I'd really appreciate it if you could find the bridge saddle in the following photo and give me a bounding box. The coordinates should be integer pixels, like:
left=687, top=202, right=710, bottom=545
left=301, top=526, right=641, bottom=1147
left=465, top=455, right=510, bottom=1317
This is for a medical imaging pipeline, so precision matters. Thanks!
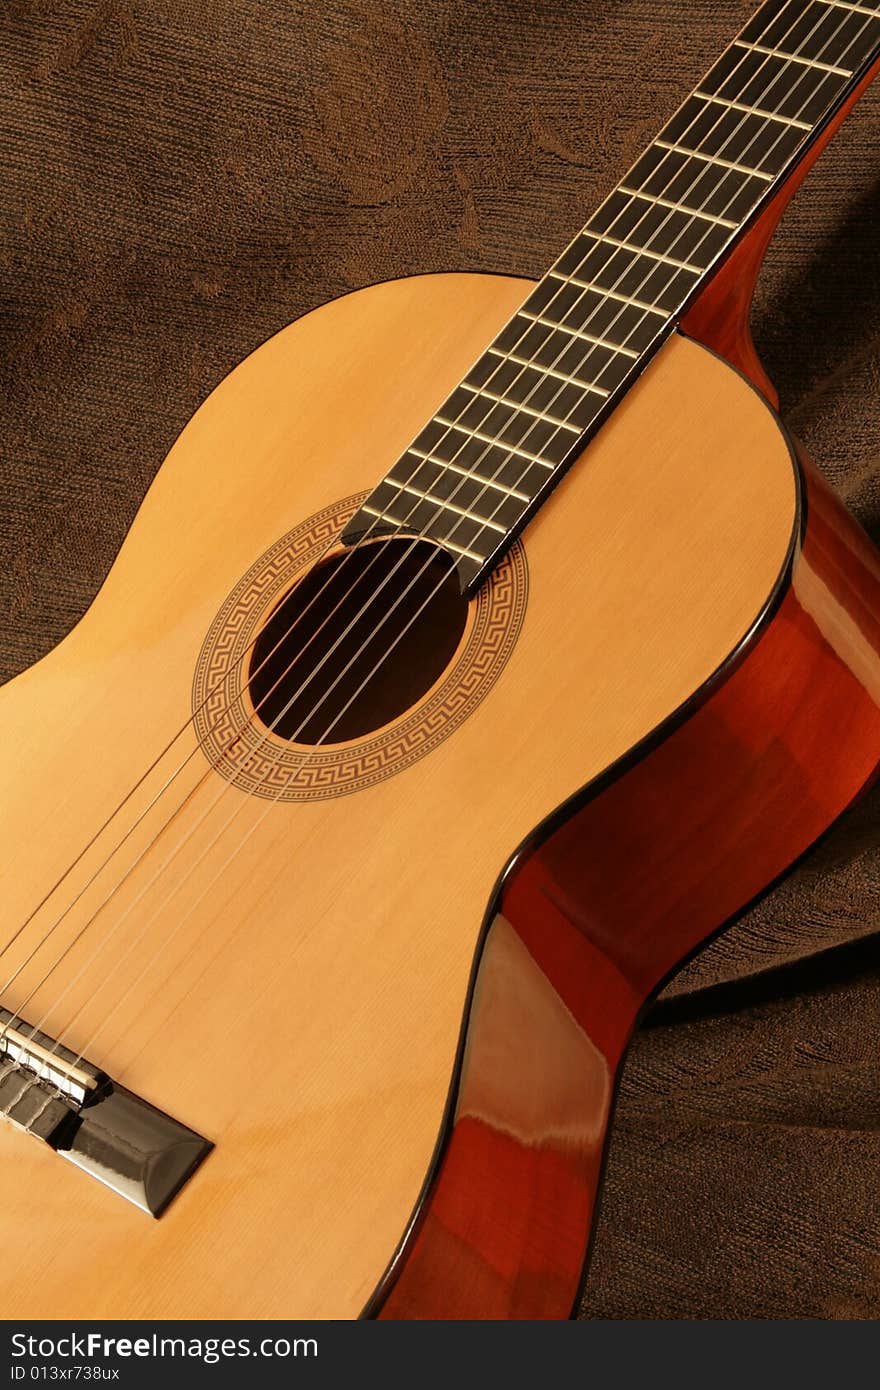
left=0, top=1007, right=212, bottom=1217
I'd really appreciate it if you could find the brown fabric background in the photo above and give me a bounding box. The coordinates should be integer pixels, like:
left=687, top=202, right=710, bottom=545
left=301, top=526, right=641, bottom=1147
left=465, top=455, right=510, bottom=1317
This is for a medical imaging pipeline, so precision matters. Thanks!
left=1, top=0, right=878, bottom=1318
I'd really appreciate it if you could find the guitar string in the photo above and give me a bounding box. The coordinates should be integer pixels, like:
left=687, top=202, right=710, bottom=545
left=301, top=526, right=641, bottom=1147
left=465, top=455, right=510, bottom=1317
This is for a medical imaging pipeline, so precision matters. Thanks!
left=1, top=0, right=863, bottom=1109
left=1, top=0, right=829, bottom=992
left=0, top=0, right=867, bottom=1106
left=38, top=0, right=874, bottom=1097
left=0, top=0, right=809, bottom=987
left=0, top=0, right=838, bottom=993
left=5, top=0, right=867, bottom=1117
left=0, top=0, right=801, bottom=1028
left=9, top=7, right=874, bottom=1134
left=2, top=0, right=871, bottom=1117
left=0, top=513, right=395, bottom=963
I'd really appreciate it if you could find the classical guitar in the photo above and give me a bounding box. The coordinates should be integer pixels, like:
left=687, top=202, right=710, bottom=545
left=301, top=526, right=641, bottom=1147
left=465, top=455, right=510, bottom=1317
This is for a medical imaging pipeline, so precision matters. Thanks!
left=2, top=0, right=879, bottom=1321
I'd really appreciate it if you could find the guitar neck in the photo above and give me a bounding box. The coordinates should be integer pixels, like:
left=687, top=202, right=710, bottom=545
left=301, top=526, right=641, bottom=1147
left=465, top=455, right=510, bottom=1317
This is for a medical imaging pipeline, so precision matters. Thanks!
left=344, top=0, right=880, bottom=591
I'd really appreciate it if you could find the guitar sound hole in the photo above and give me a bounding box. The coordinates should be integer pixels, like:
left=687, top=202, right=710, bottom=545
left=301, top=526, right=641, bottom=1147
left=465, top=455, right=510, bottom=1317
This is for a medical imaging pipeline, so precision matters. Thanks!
left=248, top=539, right=468, bottom=745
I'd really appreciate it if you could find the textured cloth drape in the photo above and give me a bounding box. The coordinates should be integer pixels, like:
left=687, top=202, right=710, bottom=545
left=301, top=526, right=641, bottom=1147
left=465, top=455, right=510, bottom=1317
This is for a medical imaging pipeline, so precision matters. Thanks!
left=1, top=0, right=877, bottom=1318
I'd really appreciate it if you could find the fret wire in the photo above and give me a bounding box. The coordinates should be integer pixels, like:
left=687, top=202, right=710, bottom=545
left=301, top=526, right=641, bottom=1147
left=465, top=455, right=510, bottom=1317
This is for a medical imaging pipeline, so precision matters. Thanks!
left=518, top=309, right=642, bottom=357
left=546, top=271, right=668, bottom=317
left=480, top=5, right=863, bottom=543
left=458, top=380, right=582, bottom=435
left=347, top=0, right=872, bottom=589
left=514, top=309, right=645, bottom=361
left=617, top=185, right=739, bottom=228
left=732, top=38, right=854, bottom=78
left=406, top=446, right=531, bottom=501
left=359, top=503, right=486, bottom=563
left=380, top=478, right=509, bottom=533
left=417, top=7, right=847, bottom=541
left=694, top=88, right=814, bottom=130
left=816, top=0, right=880, bottom=17
left=433, top=416, right=558, bottom=469
left=485, top=346, right=611, bottom=397
left=582, top=229, right=705, bottom=274
left=481, top=0, right=858, bottom=520
left=653, top=137, right=775, bottom=180
left=4, top=0, right=874, bottom=1081
left=378, top=0, right=873, bottom=639
left=437, top=17, right=826, bottom=530
left=403, top=0, right=869, bottom=582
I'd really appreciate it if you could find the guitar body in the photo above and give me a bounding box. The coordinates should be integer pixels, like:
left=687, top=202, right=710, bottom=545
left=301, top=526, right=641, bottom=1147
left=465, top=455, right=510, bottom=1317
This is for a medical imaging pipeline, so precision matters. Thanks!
left=1, top=268, right=878, bottom=1320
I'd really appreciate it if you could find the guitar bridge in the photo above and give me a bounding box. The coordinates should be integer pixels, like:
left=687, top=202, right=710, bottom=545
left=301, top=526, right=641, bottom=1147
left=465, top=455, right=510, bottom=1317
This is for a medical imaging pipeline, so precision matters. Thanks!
left=0, top=1007, right=212, bottom=1217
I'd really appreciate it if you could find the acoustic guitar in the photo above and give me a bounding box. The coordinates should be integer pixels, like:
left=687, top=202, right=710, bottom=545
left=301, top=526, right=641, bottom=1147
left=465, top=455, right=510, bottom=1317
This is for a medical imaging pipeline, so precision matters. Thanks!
left=2, top=0, right=879, bottom=1321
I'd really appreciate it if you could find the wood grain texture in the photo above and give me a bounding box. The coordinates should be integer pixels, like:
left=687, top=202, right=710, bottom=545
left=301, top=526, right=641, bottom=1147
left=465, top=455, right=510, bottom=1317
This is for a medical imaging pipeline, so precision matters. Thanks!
left=0, top=271, right=796, bottom=1318
left=377, top=454, right=880, bottom=1319
left=1, top=0, right=878, bottom=1321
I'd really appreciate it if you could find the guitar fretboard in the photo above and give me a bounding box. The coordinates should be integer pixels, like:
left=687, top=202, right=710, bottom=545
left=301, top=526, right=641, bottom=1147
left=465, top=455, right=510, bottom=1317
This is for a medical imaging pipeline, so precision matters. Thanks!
left=344, top=0, right=880, bottom=589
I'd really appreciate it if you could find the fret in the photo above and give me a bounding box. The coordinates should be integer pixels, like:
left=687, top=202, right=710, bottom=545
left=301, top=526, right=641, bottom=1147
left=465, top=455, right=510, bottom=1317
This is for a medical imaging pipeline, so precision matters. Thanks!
left=424, top=532, right=486, bottom=565
left=523, top=272, right=663, bottom=353
left=732, top=39, right=853, bottom=78
left=554, top=233, right=699, bottom=314
left=517, top=308, right=641, bottom=359
left=626, top=143, right=767, bottom=224
left=469, top=348, right=609, bottom=427
left=484, top=346, right=610, bottom=400
left=701, top=44, right=844, bottom=128
left=580, top=229, right=704, bottom=275
left=433, top=415, right=558, bottom=469
left=359, top=501, right=488, bottom=565
left=417, top=411, right=550, bottom=472
left=587, top=189, right=731, bottom=269
left=817, top=0, right=880, bottom=17
left=694, top=88, right=813, bottom=130
left=372, top=477, right=509, bottom=534
left=431, top=531, right=494, bottom=574
left=546, top=271, right=668, bottom=317
left=743, top=2, right=879, bottom=69
left=401, top=448, right=531, bottom=503
left=458, top=380, right=582, bottom=434
left=618, top=185, right=739, bottom=229
left=414, top=415, right=567, bottom=482
left=653, top=138, right=775, bottom=182
left=440, top=381, right=573, bottom=457
left=662, top=96, right=805, bottom=176
left=342, top=0, right=880, bottom=592
left=494, top=312, right=633, bottom=392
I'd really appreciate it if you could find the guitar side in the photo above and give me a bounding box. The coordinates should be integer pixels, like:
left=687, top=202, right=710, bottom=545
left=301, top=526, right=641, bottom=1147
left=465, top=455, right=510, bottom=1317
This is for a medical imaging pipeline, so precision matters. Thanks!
left=371, top=85, right=880, bottom=1310
left=0, top=271, right=875, bottom=1320
left=373, top=448, right=880, bottom=1319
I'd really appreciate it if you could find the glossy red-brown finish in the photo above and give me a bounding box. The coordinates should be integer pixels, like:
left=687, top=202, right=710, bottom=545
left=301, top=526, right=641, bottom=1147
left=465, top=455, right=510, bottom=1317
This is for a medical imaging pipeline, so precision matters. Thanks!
left=376, top=457, right=880, bottom=1319
left=374, top=55, right=880, bottom=1324
left=681, top=56, right=880, bottom=403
